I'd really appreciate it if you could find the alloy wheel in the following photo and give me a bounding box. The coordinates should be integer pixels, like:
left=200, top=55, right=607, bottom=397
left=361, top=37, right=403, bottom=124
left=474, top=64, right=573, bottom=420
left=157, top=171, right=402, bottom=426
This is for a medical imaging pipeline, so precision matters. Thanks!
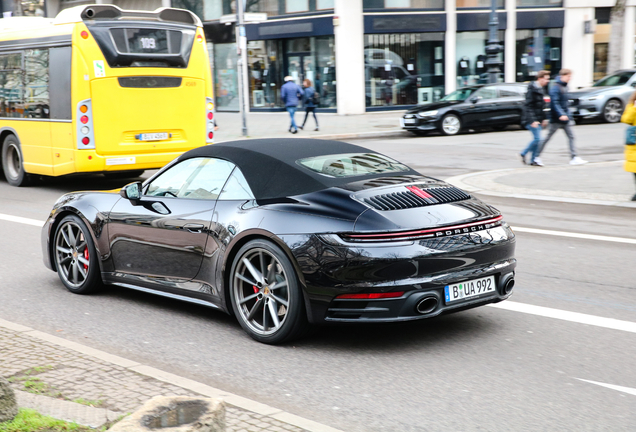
left=233, top=248, right=290, bottom=336
left=604, top=100, right=622, bottom=123
left=442, top=115, right=461, bottom=135
left=55, top=221, right=90, bottom=288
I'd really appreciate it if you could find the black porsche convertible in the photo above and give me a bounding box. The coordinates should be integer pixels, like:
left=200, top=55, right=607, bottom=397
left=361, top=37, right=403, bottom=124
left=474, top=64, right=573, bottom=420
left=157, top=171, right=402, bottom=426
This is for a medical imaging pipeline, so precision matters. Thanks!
left=42, top=139, right=516, bottom=344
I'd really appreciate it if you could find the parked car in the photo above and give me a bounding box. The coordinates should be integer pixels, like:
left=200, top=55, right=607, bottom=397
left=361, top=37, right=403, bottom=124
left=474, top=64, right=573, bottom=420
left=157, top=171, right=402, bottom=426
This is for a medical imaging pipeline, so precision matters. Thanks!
left=400, top=83, right=527, bottom=136
left=569, top=69, right=636, bottom=123
left=41, top=139, right=517, bottom=344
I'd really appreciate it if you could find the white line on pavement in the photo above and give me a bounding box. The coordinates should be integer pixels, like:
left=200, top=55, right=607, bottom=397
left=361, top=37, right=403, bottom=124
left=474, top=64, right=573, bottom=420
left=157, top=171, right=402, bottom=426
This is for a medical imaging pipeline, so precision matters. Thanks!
left=575, top=379, right=636, bottom=397
left=488, top=301, right=636, bottom=334
left=511, top=226, right=636, bottom=245
left=0, top=213, right=43, bottom=227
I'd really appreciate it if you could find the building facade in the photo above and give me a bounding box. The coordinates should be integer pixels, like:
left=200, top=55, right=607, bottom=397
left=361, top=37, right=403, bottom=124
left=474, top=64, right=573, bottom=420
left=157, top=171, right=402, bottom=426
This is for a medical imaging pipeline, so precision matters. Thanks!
left=8, top=0, right=636, bottom=114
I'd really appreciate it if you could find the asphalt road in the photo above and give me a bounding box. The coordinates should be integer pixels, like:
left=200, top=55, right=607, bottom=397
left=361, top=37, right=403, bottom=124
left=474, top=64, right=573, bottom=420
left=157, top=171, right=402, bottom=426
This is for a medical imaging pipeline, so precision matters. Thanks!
left=1, top=122, right=634, bottom=431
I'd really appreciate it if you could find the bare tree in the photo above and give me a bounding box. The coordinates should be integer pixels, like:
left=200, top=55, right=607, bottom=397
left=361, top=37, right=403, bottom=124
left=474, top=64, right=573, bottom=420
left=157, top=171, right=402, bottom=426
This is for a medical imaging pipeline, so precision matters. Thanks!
left=607, top=0, right=628, bottom=75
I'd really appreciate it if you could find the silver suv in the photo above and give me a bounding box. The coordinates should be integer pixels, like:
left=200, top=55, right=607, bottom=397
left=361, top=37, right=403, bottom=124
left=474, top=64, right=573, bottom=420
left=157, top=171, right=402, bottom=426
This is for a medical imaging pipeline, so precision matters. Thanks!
left=569, top=70, right=636, bottom=123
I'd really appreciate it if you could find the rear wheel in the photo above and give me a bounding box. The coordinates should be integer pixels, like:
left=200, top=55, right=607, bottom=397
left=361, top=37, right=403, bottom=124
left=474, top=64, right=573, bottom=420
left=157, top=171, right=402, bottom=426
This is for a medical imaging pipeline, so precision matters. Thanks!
left=2, top=134, right=30, bottom=186
left=602, top=99, right=622, bottom=123
left=440, top=114, right=462, bottom=136
left=230, top=239, right=308, bottom=344
left=53, top=215, right=102, bottom=294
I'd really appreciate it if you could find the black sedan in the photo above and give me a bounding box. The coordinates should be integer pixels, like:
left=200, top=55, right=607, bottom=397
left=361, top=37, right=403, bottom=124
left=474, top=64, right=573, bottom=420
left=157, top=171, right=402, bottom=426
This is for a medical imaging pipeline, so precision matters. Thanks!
left=42, top=139, right=516, bottom=344
left=401, top=83, right=528, bottom=136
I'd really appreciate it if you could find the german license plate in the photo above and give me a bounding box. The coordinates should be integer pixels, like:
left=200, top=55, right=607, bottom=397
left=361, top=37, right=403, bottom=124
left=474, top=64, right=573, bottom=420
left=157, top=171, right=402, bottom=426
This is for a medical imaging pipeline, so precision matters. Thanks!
left=444, top=275, right=496, bottom=304
left=139, top=132, right=168, bottom=141
left=404, top=118, right=416, bottom=124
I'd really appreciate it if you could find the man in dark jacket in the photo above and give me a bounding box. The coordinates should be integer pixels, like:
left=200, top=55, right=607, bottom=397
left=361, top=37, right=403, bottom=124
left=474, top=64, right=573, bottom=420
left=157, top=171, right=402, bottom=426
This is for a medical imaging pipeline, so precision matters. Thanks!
left=280, top=76, right=304, bottom=134
left=535, top=69, right=588, bottom=166
left=520, top=70, right=550, bottom=166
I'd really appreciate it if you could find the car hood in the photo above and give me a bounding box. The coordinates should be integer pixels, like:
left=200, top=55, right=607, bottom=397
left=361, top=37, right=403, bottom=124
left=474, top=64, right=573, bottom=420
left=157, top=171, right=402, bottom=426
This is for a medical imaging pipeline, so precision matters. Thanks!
left=407, top=101, right=461, bottom=114
left=569, top=86, right=621, bottom=98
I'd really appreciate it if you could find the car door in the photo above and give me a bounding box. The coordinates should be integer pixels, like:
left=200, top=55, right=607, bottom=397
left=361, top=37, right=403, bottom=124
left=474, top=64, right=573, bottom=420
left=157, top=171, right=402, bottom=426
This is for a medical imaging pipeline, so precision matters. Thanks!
left=107, top=157, right=236, bottom=289
left=462, top=86, right=498, bottom=127
left=496, top=85, right=526, bottom=124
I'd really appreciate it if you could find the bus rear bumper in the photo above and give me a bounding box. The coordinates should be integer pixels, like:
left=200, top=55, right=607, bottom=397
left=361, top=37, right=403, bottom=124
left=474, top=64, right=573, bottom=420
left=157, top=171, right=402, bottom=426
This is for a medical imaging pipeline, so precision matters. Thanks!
left=74, top=147, right=209, bottom=172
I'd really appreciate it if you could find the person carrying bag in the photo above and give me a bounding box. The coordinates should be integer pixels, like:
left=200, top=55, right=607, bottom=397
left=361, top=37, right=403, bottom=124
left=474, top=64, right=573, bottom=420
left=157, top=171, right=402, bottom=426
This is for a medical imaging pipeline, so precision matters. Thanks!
left=619, top=91, right=636, bottom=201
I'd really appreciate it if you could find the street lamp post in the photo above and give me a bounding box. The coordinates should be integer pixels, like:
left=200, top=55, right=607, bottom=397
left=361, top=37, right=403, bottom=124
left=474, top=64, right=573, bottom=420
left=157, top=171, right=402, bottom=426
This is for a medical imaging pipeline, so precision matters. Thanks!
left=236, top=0, right=248, bottom=137
left=485, top=0, right=503, bottom=84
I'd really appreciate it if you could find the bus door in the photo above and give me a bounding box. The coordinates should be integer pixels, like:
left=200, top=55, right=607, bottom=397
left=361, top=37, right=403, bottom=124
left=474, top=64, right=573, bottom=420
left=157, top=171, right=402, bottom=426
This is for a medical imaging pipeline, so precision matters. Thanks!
left=48, top=46, right=74, bottom=176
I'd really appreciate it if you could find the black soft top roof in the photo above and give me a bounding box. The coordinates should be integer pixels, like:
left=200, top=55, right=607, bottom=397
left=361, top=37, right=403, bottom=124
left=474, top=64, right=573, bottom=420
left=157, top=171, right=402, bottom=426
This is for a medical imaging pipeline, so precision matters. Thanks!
left=178, top=138, right=419, bottom=200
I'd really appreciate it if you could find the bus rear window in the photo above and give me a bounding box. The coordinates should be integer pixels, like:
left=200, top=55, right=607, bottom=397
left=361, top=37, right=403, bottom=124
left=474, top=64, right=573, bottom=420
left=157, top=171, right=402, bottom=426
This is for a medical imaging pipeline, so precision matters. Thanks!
left=110, top=28, right=182, bottom=55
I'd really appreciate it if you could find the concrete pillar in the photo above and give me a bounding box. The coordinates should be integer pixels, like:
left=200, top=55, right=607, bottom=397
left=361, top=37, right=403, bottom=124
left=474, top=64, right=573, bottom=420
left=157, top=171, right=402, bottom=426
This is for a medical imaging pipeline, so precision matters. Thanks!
left=162, top=0, right=170, bottom=7
left=334, top=0, right=365, bottom=114
left=504, top=0, right=516, bottom=83
left=563, top=6, right=595, bottom=89
left=623, top=6, right=636, bottom=69
left=445, top=0, right=457, bottom=94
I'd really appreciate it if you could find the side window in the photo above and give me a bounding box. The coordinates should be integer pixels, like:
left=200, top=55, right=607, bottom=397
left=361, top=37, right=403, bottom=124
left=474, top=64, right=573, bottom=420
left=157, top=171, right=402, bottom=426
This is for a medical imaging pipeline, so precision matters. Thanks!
left=146, top=157, right=235, bottom=200
left=25, top=49, right=49, bottom=119
left=498, top=86, right=521, bottom=98
left=218, top=167, right=255, bottom=200
left=0, top=53, right=24, bottom=118
left=476, top=87, right=497, bottom=100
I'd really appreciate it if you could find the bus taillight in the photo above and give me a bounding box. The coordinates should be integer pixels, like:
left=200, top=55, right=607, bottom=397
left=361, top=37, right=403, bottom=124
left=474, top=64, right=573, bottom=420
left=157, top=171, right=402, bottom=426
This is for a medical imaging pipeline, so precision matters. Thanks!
left=206, top=97, right=214, bottom=144
left=76, top=99, right=95, bottom=150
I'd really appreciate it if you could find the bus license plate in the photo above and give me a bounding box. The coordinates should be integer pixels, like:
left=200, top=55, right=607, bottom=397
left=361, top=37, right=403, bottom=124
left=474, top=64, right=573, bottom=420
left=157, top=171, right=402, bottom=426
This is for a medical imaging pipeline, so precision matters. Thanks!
left=444, top=275, right=496, bottom=304
left=139, top=132, right=168, bottom=141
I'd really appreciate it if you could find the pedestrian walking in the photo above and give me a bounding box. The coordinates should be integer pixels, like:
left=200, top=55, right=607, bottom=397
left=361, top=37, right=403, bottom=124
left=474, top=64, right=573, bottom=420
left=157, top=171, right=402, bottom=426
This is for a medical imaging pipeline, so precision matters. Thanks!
left=520, top=70, right=550, bottom=166
left=619, top=90, right=636, bottom=201
left=299, top=79, right=319, bottom=131
left=281, top=76, right=304, bottom=134
left=535, top=69, right=588, bottom=166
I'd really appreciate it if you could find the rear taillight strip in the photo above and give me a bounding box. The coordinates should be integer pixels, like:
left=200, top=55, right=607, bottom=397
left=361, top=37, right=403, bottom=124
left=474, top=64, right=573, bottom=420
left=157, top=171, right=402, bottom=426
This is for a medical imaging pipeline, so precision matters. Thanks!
left=76, top=99, right=95, bottom=150
left=340, top=216, right=504, bottom=242
left=206, top=98, right=214, bottom=143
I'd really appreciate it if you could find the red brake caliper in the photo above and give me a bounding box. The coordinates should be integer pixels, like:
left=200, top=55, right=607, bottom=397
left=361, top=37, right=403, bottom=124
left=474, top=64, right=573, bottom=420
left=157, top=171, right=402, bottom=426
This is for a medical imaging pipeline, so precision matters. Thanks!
left=83, top=248, right=89, bottom=270
left=253, top=285, right=259, bottom=294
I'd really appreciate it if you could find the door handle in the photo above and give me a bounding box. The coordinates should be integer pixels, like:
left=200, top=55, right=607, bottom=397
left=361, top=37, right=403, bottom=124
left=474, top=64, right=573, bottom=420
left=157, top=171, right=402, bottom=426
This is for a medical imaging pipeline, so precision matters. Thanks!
left=183, top=223, right=204, bottom=233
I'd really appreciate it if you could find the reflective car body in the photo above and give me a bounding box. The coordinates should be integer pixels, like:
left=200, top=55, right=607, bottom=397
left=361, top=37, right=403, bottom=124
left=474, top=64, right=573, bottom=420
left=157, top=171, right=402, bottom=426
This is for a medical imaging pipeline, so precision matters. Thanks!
left=569, top=69, right=636, bottom=123
left=400, top=83, right=527, bottom=135
left=42, top=139, right=516, bottom=343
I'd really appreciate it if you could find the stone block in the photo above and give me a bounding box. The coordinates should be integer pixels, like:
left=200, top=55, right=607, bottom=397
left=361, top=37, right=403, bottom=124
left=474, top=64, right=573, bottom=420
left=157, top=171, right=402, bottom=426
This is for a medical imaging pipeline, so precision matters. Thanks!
left=109, top=396, right=225, bottom=432
left=0, top=377, right=18, bottom=423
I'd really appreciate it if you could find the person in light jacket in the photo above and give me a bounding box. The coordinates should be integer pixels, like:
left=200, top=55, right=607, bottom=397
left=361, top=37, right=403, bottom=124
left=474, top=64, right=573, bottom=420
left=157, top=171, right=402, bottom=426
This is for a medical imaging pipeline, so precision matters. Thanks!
left=299, top=79, right=319, bottom=131
left=620, top=91, right=636, bottom=201
left=520, top=70, right=550, bottom=166
left=280, top=76, right=304, bottom=134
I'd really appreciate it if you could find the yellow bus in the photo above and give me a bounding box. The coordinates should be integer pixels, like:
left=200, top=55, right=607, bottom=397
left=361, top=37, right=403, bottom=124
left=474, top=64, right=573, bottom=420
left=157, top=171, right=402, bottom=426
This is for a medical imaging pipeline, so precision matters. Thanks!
left=0, top=4, right=214, bottom=186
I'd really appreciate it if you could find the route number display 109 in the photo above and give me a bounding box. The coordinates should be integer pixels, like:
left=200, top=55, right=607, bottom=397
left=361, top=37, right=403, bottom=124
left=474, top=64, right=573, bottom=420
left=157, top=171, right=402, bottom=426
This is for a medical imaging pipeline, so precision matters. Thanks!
left=444, top=275, right=496, bottom=304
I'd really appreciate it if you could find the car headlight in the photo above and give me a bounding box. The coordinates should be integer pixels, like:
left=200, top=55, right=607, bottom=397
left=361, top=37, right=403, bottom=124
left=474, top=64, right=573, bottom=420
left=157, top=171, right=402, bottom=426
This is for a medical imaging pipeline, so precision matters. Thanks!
left=420, top=110, right=438, bottom=117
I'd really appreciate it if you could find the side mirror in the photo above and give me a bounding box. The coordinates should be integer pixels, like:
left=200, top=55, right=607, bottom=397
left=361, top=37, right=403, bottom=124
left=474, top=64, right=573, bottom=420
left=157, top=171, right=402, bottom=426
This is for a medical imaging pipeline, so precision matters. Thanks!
left=470, top=96, right=481, bottom=104
left=120, top=181, right=142, bottom=201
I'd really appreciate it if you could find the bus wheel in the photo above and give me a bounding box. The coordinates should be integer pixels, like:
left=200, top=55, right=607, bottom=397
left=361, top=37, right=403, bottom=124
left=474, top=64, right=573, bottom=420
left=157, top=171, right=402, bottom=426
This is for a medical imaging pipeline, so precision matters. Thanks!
left=2, top=134, right=30, bottom=187
left=103, top=170, right=145, bottom=180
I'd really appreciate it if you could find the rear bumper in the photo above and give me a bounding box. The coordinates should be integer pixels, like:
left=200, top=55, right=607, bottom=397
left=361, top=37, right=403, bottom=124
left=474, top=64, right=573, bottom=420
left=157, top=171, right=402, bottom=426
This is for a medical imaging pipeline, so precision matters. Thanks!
left=73, top=148, right=206, bottom=172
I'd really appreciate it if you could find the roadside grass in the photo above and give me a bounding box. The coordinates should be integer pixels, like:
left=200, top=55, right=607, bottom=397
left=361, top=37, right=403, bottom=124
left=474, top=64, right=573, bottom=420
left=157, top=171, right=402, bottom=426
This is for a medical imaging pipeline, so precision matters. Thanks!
left=72, top=398, right=105, bottom=408
left=0, top=408, right=93, bottom=432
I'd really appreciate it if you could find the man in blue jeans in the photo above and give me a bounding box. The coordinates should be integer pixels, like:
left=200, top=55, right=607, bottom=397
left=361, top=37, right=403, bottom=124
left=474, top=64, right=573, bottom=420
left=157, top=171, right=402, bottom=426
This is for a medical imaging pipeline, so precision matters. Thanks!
left=520, top=70, right=550, bottom=166
left=280, top=76, right=304, bottom=134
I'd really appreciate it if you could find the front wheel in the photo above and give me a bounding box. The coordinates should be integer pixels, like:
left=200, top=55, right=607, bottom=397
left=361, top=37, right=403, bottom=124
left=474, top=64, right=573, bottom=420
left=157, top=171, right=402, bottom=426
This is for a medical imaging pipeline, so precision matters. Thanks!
left=230, top=239, right=308, bottom=344
left=602, top=99, right=622, bottom=123
left=440, top=114, right=462, bottom=136
left=2, top=134, right=30, bottom=186
left=53, top=215, right=102, bottom=294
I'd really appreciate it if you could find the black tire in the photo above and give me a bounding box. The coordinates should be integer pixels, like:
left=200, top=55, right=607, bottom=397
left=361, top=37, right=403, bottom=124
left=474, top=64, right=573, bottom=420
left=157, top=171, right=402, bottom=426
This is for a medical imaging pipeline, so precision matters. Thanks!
left=574, top=118, right=584, bottom=125
left=2, top=134, right=30, bottom=186
left=440, top=113, right=462, bottom=136
left=492, top=125, right=507, bottom=131
left=229, top=239, right=309, bottom=344
left=602, top=99, right=622, bottom=123
left=103, top=170, right=145, bottom=180
left=53, top=215, right=102, bottom=294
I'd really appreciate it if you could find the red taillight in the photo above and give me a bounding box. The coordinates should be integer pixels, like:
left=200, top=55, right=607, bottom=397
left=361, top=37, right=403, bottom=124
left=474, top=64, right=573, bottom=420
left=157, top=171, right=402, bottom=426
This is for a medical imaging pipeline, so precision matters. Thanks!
left=81, top=31, right=89, bottom=39
left=207, top=112, right=213, bottom=120
left=82, top=137, right=90, bottom=145
left=197, top=34, right=203, bottom=43
left=208, top=132, right=213, bottom=140
left=336, top=292, right=404, bottom=300
left=80, top=115, right=89, bottom=124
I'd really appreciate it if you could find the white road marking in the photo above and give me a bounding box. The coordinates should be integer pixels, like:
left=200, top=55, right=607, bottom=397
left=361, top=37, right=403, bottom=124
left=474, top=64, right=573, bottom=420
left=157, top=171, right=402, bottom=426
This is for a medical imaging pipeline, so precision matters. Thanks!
left=576, top=379, right=636, bottom=397
left=488, top=301, right=636, bottom=334
left=0, top=213, right=43, bottom=227
left=511, top=226, right=636, bottom=245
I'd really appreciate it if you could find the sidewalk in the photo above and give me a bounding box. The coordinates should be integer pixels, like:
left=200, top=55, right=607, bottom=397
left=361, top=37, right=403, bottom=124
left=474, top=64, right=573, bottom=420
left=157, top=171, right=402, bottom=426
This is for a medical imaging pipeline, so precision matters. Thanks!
left=0, top=318, right=342, bottom=432
left=445, top=161, right=636, bottom=208
left=213, top=110, right=407, bottom=142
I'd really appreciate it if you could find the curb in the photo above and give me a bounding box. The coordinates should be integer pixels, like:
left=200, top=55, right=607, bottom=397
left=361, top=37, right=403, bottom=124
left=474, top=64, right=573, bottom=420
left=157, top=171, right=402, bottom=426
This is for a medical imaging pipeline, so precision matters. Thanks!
left=215, top=129, right=409, bottom=143
left=0, top=318, right=345, bottom=432
left=445, top=162, right=636, bottom=208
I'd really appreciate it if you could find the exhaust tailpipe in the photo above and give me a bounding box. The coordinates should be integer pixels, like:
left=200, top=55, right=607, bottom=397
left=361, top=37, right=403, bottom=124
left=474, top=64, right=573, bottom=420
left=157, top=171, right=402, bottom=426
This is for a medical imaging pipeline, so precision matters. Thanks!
left=416, top=296, right=438, bottom=314
left=499, top=273, right=515, bottom=295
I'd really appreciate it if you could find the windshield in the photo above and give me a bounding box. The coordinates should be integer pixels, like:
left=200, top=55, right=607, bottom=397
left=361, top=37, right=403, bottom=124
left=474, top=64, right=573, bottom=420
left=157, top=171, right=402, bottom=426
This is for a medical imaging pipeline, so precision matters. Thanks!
left=297, top=153, right=410, bottom=178
left=593, top=71, right=634, bottom=87
left=441, top=88, right=478, bottom=102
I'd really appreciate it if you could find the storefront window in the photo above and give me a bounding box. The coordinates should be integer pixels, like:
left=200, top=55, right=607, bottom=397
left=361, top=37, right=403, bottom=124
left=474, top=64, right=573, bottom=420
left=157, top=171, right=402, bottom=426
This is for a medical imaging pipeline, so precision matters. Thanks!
left=456, top=31, right=504, bottom=87
left=363, top=0, right=444, bottom=9
left=317, top=0, right=334, bottom=9
left=286, top=0, right=308, bottom=13
left=247, top=36, right=336, bottom=109
left=456, top=0, right=504, bottom=8
left=517, top=0, right=562, bottom=6
left=213, top=43, right=240, bottom=112
left=515, top=29, right=562, bottom=82
left=364, top=33, right=445, bottom=107
left=202, top=0, right=333, bottom=19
